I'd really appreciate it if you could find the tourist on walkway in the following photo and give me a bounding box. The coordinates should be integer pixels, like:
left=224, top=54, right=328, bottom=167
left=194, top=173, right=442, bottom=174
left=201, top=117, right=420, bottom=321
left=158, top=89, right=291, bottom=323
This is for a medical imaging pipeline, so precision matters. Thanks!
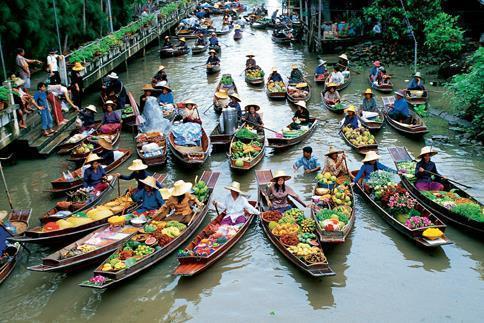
left=70, top=62, right=84, bottom=108
left=47, top=49, right=62, bottom=85
left=33, top=82, right=54, bottom=137
left=16, top=48, right=41, bottom=90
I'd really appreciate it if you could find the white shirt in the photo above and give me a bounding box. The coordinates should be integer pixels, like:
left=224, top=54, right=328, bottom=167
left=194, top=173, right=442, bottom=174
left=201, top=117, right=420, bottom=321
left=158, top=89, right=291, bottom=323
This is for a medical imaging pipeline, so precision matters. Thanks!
left=217, top=193, right=260, bottom=221
left=330, top=71, right=344, bottom=85
left=47, top=54, right=59, bottom=72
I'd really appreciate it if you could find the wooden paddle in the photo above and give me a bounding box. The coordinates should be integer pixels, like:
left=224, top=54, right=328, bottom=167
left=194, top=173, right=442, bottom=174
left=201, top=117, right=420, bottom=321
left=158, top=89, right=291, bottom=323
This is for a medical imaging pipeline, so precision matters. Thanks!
left=191, top=63, right=206, bottom=70
left=244, top=119, right=281, bottom=135
left=422, top=170, right=472, bottom=189
left=202, top=103, right=214, bottom=115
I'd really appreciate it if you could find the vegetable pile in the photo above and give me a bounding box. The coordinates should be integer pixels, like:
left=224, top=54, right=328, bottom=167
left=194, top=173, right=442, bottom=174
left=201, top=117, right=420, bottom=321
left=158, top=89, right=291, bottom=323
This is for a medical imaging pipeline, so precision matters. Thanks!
left=315, top=172, right=337, bottom=186
left=267, top=81, right=286, bottom=93
left=193, top=180, right=209, bottom=203
left=122, top=105, right=134, bottom=119
left=397, top=161, right=416, bottom=180
left=234, top=127, right=258, bottom=140
left=287, top=86, right=308, bottom=99
left=246, top=68, right=265, bottom=80
left=73, top=142, right=94, bottom=155
left=230, top=139, right=263, bottom=167
left=342, top=127, right=376, bottom=146
left=220, top=74, right=234, bottom=86
left=421, top=190, right=484, bottom=222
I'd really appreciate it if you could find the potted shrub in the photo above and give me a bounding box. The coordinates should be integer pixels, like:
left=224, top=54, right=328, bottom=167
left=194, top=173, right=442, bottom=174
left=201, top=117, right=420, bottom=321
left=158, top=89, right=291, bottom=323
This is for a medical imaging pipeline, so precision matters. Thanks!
left=0, top=86, right=14, bottom=110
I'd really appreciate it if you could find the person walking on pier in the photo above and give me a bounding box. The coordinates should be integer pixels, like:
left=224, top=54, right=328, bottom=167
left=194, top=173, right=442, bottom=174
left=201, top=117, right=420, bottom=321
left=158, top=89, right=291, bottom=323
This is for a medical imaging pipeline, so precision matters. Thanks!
left=70, top=62, right=84, bottom=108
left=16, top=48, right=41, bottom=90
left=47, top=49, right=62, bottom=85
left=33, top=82, right=54, bottom=137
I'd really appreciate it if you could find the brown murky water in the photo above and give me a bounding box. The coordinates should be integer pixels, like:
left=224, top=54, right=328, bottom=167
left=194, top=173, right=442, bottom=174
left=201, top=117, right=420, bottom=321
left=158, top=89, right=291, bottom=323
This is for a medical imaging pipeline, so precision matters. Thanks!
left=1, top=1, right=483, bottom=322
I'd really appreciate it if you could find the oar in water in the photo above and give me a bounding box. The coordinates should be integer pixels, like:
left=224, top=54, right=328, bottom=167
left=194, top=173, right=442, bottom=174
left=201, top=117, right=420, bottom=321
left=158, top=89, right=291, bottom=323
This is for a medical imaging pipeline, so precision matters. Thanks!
left=244, top=119, right=281, bottom=135
left=191, top=64, right=206, bottom=70
left=422, top=170, right=472, bottom=189
left=202, top=104, right=214, bottom=115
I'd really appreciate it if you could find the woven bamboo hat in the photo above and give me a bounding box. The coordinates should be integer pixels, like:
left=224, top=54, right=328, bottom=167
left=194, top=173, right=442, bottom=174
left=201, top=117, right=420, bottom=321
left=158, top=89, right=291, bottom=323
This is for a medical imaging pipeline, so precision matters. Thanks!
left=363, top=88, right=373, bottom=96
left=344, top=105, right=356, bottom=114
left=183, top=99, right=197, bottom=106
left=104, top=100, right=116, bottom=106
left=271, top=170, right=291, bottom=182
left=361, top=151, right=381, bottom=163
left=159, top=188, right=173, bottom=200
left=244, top=104, right=260, bottom=111
left=128, top=159, right=148, bottom=171
left=107, top=72, right=118, bottom=79
left=418, top=146, right=438, bottom=159
left=339, top=54, right=348, bottom=60
left=325, top=146, right=343, bottom=156
left=97, top=138, right=113, bottom=151
left=171, top=180, right=193, bottom=196
left=229, top=93, right=241, bottom=102
left=85, top=153, right=102, bottom=164
left=271, top=67, right=278, bottom=72
left=179, top=37, right=186, bottom=42
left=159, top=65, right=165, bottom=71
left=72, top=62, right=85, bottom=71
left=291, top=64, right=298, bottom=70
left=140, top=176, right=158, bottom=189
left=394, top=90, right=406, bottom=97
left=142, top=84, right=154, bottom=91
left=246, top=52, right=255, bottom=57
left=215, top=90, right=228, bottom=99
left=295, top=100, right=306, bottom=109
left=85, top=105, right=97, bottom=113
left=327, top=82, right=338, bottom=88
left=160, top=85, right=172, bottom=92
left=225, top=181, right=246, bottom=194
left=0, top=210, right=8, bottom=222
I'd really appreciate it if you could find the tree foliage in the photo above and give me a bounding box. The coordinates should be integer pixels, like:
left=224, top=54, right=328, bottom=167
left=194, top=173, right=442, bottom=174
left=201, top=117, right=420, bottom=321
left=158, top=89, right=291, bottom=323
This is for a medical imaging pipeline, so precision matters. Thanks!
left=424, top=13, right=464, bottom=56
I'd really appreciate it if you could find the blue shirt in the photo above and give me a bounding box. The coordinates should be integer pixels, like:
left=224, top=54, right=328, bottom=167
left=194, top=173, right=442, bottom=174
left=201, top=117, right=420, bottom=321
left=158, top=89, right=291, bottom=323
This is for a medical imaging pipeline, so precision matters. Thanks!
left=415, top=160, right=439, bottom=184
left=158, top=92, right=174, bottom=104
left=294, top=156, right=320, bottom=171
left=362, top=98, right=377, bottom=112
left=34, top=91, right=49, bottom=109
left=269, top=73, right=283, bottom=82
left=120, top=170, right=163, bottom=190
left=407, top=78, right=425, bottom=90
left=132, top=188, right=165, bottom=212
left=390, top=98, right=410, bottom=119
left=228, top=101, right=242, bottom=119
left=353, top=162, right=396, bottom=183
left=103, top=112, right=120, bottom=124
left=369, top=66, right=378, bottom=77
left=315, top=65, right=326, bottom=75
left=83, top=166, right=106, bottom=187
left=343, top=115, right=359, bottom=129
left=209, top=37, right=219, bottom=46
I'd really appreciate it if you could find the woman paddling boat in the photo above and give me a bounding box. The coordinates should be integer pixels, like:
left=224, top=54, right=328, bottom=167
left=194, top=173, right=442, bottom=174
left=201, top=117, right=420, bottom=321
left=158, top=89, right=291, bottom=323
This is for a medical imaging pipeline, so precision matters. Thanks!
left=265, top=170, right=306, bottom=213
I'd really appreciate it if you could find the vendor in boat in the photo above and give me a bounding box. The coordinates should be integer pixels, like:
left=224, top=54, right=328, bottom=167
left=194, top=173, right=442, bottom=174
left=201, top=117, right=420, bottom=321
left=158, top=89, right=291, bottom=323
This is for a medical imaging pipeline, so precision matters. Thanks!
left=162, top=36, right=173, bottom=48
left=241, top=104, right=263, bottom=130
left=208, top=33, right=219, bottom=46
left=414, top=146, right=445, bottom=191
left=289, top=64, right=304, bottom=84
left=268, top=67, right=283, bottom=82
left=177, top=37, right=188, bottom=50
left=158, top=85, right=174, bottom=105
left=388, top=90, right=410, bottom=122
left=206, top=49, right=220, bottom=66
left=369, top=61, right=380, bottom=82
left=228, top=93, right=242, bottom=121
left=361, top=88, right=377, bottom=112
left=212, top=181, right=260, bottom=225
left=116, top=159, right=162, bottom=190
left=139, top=84, right=154, bottom=113
left=293, top=146, right=321, bottom=174
left=79, top=105, right=97, bottom=129
left=104, top=72, right=127, bottom=110
left=266, top=170, right=305, bottom=212
left=290, top=101, right=310, bottom=129
left=324, top=83, right=341, bottom=105
left=322, top=146, right=348, bottom=177
left=353, top=151, right=396, bottom=184
left=195, top=33, right=207, bottom=46
left=406, top=71, right=427, bottom=97
left=342, top=105, right=359, bottom=129
left=156, top=180, right=204, bottom=224
left=234, top=25, right=243, bottom=37
left=245, top=53, right=257, bottom=70
left=182, top=100, right=202, bottom=124
left=328, top=66, right=344, bottom=86
left=314, top=59, right=327, bottom=77
left=152, top=65, right=167, bottom=85
left=97, top=138, right=116, bottom=165
left=337, top=54, right=350, bottom=77
left=375, top=67, right=391, bottom=86
left=132, top=176, right=165, bottom=213
left=83, top=153, right=108, bottom=191
left=100, top=100, right=121, bottom=133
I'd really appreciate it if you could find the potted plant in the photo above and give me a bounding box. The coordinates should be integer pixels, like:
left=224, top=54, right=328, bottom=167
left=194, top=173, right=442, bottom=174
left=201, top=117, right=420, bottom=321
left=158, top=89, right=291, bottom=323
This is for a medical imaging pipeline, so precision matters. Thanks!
left=0, top=86, right=14, bottom=110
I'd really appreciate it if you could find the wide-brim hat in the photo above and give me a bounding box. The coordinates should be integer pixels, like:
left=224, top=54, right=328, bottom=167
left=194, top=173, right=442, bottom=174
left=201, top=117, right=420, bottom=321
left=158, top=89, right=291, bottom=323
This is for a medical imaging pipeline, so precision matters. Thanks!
left=225, top=181, right=246, bottom=194
left=161, top=85, right=172, bottom=92
left=291, top=64, right=298, bottom=70
left=128, top=159, right=148, bottom=171
left=373, top=60, right=381, bottom=67
left=394, top=90, right=405, bottom=97
left=159, top=65, right=165, bottom=71
left=327, top=82, right=338, bottom=88
left=209, top=49, right=217, bottom=54
left=171, top=180, right=193, bottom=196
left=361, top=151, right=381, bottom=163
left=234, top=25, right=241, bottom=30
left=164, top=36, right=170, bottom=39
left=414, top=71, right=422, bottom=78
left=271, top=67, right=278, bottom=72
left=319, top=59, right=327, bottom=65
left=244, top=104, right=260, bottom=111
left=179, top=37, right=186, bottom=42
left=325, top=146, right=343, bottom=156
left=418, top=146, right=438, bottom=159
left=363, top=88, right=373, bottom=96
left=104, top=100, right=116, bottom=106
left=295, top=100, right=306, bottom=109
left=184, top=99, right=197, bottom=106
left=143, top=84, right=154, bottom=91
left=14, top=79, right=25, bottom=87
left=271, top=170, right=291, bottom=182
left=97, top=138, right=113, bottom=150
left=0, top=210, right=8, bottom=222
left=339, top=54, right=348, bottom=60
left=159, top=188, right=173, bottom=200
left=85, top=105, right=97, bottom=113
left=72, top=62, right=85, bottom=71
left=344, top=105, right=356, bottom=114
left=140, top=176, right=158, bottom=190
left=215, top=90, right=228, bottom=99
left=246, top=52, right=255, bottom=57
left=107, top=72, right=118, bottom=79
left=85, top=153, right=102, bottom=164
left=228, top=93, right=241, bottom=102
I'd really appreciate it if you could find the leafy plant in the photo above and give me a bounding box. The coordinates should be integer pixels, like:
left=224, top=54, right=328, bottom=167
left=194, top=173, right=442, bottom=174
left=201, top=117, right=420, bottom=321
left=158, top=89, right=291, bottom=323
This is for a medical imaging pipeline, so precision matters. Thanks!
left=424, top=13, right=464, bottom=56
left=0, top=86, right=18, bottom=102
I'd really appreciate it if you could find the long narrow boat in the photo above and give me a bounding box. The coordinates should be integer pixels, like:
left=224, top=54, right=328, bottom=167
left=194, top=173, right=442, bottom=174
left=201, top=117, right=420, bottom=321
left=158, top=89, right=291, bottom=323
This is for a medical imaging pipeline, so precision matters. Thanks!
left=340, top=127, right=378, bottom=155
left=47, top=149, right=132, bottom=195
left=168, top=127, right=211, bottom=167
left=68, top=130, right=122, bottom=163
left=358, top=109, right=384, bottom=132
left=256, top=170, right=335, bottom=277
left=135, top=132, right=167, bottom=167
left=79, top=171, right=219, bottom=289
left=159, top=47, right=189, bottom=58
left=351, top=170, right=452, bottom=247
left=174, top=201, right=258, bottom=276
left=191, top=44, right=208, bottom=54
left=229, top=128, right=265, bottom=171
left=369, top=76, right=393, bottom=93
left=287, top=81, right=311, bottom=103
left=271, top=33, right=292, bottom=44
left=175, top=30, right=198, bottom=39
left=245, top=69, right=264, bottom=86
left=213, top=74, right=238, bottom=113
left=206, top=63, right=221, bottom=75
left=383, top=107, right=428, bottom=137
left=267, top=118, right=318, bottom=150
left=266, top=80, right=287, bottom=100
left=209, top=122, right=232, bottom=150
left=57, top=122, right=102, bottom=155
left=320, top=91, right=345, bottom=113
left=388, top=146, right=484, bottom=236
left=323, top=75, right=352, bottom=92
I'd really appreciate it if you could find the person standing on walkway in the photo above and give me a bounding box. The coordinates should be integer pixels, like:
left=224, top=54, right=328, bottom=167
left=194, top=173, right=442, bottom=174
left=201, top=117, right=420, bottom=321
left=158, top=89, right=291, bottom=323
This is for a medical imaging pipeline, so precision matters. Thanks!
left=16, top=48, right=41, bottom=91
left=47, top=49, right=62, bottom=85
left=33, top=82, right=55, bottom=137
left=70, top=62, right=84, bottom=108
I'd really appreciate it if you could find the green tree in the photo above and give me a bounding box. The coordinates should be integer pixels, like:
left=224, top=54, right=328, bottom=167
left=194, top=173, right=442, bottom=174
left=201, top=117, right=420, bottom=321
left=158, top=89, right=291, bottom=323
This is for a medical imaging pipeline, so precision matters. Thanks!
left=424, top=13, right=464, bottom=56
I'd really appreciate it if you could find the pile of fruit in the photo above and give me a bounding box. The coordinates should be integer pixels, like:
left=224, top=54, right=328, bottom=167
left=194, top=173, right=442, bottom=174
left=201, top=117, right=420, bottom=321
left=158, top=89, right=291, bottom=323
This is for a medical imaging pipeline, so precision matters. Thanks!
left=179, top=222, right=240, bottom=257
left=287, top=87, right=308, bottom=99
left=288, top=243, right=321, bottom=257
left=261, top=210, right=282, bottom=222
left=122, top=105, right=134, bottom=119
left=231, top=140, right=263, bottom=166
left=137, top=132, right=165, bottom=145
left=193, top=180, right=209, bottom=202
left=267, top=81, right=286, bottom=93
left=342, top=127, right=376, bottom=146
left=246, top=68, right=265, bottom=80
left=271, top=223, right=299, bottom=236
left=314, top=184, right=352, bottom=208
left=315, top=172, right=337, bottom=186
left=73, top=142, right=94, bottom=155
left=397, top=161, right=416, bottom=180
left=420, top=190, right=483, bottom=222
left=315, top=208, right=350, bottom=232
left=102, top=195, right=135, bottom=214
left=283, top=209, right=305, bottom=223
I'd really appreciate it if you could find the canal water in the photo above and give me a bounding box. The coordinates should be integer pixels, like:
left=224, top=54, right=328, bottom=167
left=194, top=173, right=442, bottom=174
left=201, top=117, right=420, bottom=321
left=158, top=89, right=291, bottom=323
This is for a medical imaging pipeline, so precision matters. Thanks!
left=1, top=1, right=483, bottom=322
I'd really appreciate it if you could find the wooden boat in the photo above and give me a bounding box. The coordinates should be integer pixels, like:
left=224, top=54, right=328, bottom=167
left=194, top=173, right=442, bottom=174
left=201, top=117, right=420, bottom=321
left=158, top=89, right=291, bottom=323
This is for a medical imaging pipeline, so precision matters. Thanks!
left=272, top=33, right=292, bottom=44
left=351, top=170, right=452, bottom=247
left=174, top=201, right=258, bottom=276
left=267, top=118, right=318, bottom=150
left=340, top=127, right=378, bottom=155
left=136, top=132, right=167, bottom=167
left=47, top=149, right=132, bottom=195
left=79, top=171, right=219, bottom=289
left=323, top=75, right=352, bottom=92
left=159, top=46, right=189, bottom=58
left=57, top=122, right=102, bottom=155
left=68, top=127, right=122, bottom=163
left=388, top=146, right=484, bottom=236
left=175, top=29, right=198, bottom=39
left=206, top=63, right=221, bottom=75
left=209, top=122, right=232, bottom=150
left=245, top=69, right=264, bottom=86
left=68, top=142, right=103, bottom=163
left=168, top=127, right=211, bottom=167
left=358, top=109, right=384, bottom=132
left=213, top=74, right=238, bottom=113
left=215, top=29, right=231, bottom=36
left=382, top=103, right=428, bottom=137
left=368, top=76, right=393, bottom=93
left=229, top=129, right=265, bottom=171
left=314, top=72, right=329, bottom=85
left=320, top=91, right=344, bottom=113
left=406, top=91, right=429, bottom=108
left=209, top=44, right=221, bottom=54
left=233, top=31, right=243, bottom=41
left=191, top=44, right=208, bottom=54
left=256, top=170, right=335, bottom=277
left=266, top=80, right=287, bottom=100
left=287, top=81, right=311, bottom=103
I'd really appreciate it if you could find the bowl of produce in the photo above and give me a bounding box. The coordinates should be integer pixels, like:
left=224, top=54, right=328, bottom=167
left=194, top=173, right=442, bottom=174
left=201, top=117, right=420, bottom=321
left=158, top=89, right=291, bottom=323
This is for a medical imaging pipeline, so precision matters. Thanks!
left=304, top=252, right=327, bottom=265
left=130, top=216, right=147, bottom=227
left=261, top=210, right=282, bottom=223
left=280, top=234, right=299, bottom=247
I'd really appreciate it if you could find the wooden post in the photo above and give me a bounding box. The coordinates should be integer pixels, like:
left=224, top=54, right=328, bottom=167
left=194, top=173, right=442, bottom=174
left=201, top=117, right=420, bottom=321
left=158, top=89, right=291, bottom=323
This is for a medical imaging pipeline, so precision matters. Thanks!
left=318, top=0, right=322, bottom=52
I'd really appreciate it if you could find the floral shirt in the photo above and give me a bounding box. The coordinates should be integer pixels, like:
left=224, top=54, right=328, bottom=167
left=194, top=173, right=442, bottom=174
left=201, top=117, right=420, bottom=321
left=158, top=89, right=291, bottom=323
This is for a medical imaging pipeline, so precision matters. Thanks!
left=323, top=155, right=348, bottom=177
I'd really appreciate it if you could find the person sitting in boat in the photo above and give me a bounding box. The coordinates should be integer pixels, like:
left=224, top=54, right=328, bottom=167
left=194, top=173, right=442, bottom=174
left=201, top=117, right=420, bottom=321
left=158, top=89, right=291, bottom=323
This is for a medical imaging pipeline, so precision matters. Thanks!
left=195, top=33, right=207, bottom=46
left=323, top=83, right=341, bottom=105
left=208, top=33, right=219, bottom=46
left=206, top=49, right=220, bottom=66
left=212, top=181, right=260, bottom=225
left=132, top=176, right=165, bottom=213
left=337, top=54, right=350, bottom=77
left=369, top=61, right=380, bottom=82
left=104, top=72, right=127, bottom=110
left=268, top=67, right=283, bottom=82
left=158, top=85, right=174, bottom=105
left=341, top=105, right=359, bottom=129
left=116, top=159, right=162, bottom=190
left=241, top=104, right=263, bottom=130
left=290, top=101, right=310, bottom=130
left=375, top=67, right=391, bottom=86
left=361, top=88, right=377, bottom=112
left=353, top=151, right=396, bottom=184
left=99, top=101, right=121, bottom=134
left=83, top=154, right=108, bottom=191
left=97, top=138, right=116, bottom=165
left=234, top=24, right=243, bottom=37
left=293, top=146, right=321, bottom=174
left=152, top=65, right=167, bottom=86
left=406, top=71, right=426, bottom=97
left=156, top=180, right=203, bottom=224
left=139, top=84, right=154, bottom=113
left=177, top=37, right=188, bottom=50
left=266, top=170, right=304, bottom=212
left=245, top=53, right=257, bottom=70
left=314, top=59, right=327, bottom=79
left=328, top=66, right=344, bottom=86
left=228, top=93, right=242, bottom=121
left=271, top=9, right=279, bottom=23
left=414, top=146, right=445, bottom=191
left=182, top=100, right=202, bottom=124
left=162, top=36, right=173, bottom=48
left=323, top=146, right=348, bottom=178
left=388, top=90, right=410, bottom=122
left=289, top=64, right=304, bottom=84
left=79, top=105, right=97, bottom=129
